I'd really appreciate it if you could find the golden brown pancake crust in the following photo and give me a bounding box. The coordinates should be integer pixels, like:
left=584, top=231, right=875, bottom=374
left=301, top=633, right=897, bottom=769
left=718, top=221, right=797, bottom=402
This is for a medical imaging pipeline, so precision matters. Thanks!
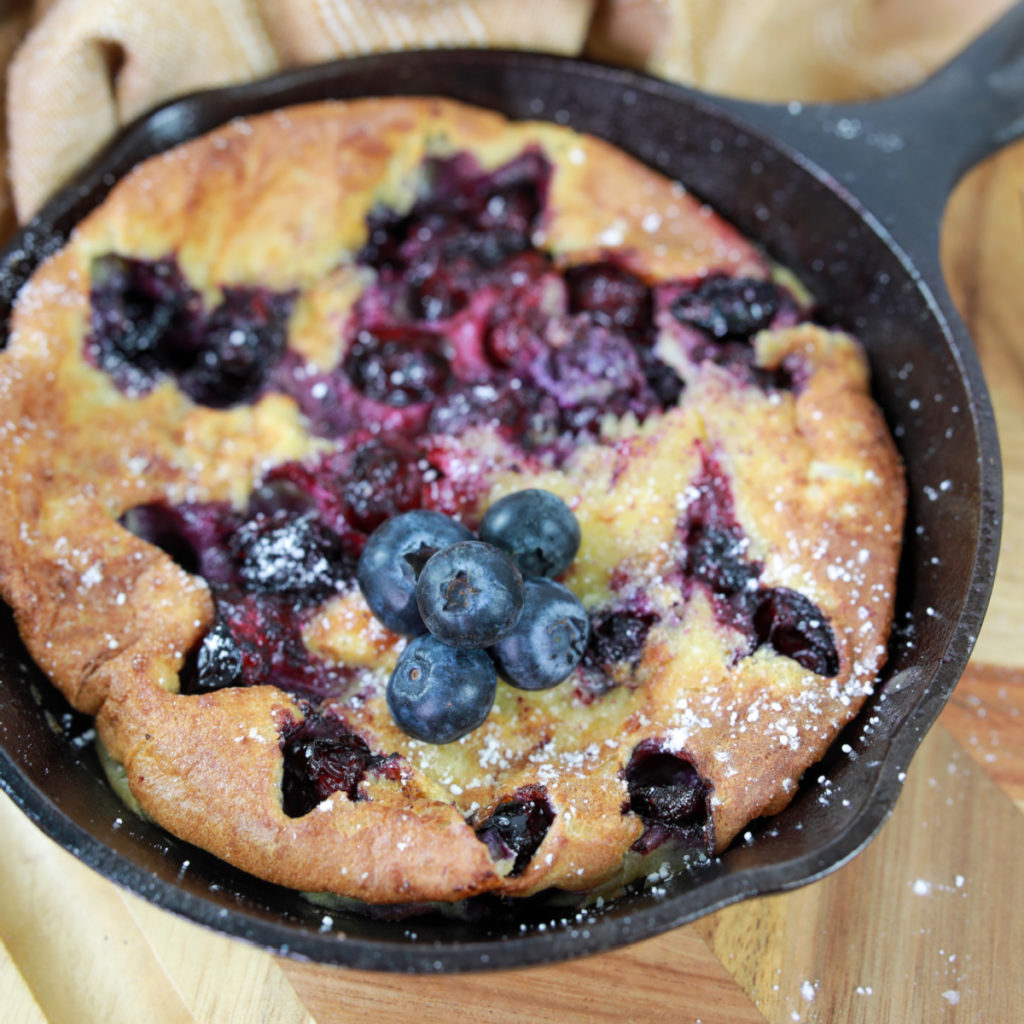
left=0, top=98, right=904, bottom=903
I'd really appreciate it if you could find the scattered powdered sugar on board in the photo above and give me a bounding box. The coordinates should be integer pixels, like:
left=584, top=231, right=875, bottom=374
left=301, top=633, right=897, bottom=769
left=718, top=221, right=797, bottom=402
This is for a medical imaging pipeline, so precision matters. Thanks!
left=911, top=873, right=969, bottom=898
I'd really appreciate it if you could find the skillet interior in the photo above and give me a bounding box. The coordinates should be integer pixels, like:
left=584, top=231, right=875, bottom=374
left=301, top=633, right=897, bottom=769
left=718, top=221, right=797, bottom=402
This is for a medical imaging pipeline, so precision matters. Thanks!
left=0, top=50, right=1000, bottom=970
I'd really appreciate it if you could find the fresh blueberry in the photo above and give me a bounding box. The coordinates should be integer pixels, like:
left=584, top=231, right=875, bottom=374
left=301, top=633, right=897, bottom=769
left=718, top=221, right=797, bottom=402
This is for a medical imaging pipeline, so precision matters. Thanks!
left=357, top=510, right=473, bottom=635
left=490, top=577, right=589, bottom=690
left=478, top=489, right=581, bottom=579
left=387, top=633, right=497, bottom=743
left=416, top=540, right=524, bottom=648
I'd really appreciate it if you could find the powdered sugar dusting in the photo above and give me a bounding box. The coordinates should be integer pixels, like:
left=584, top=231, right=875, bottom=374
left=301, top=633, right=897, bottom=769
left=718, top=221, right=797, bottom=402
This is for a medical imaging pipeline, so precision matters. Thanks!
left=0, top=108, right=907, bottom=906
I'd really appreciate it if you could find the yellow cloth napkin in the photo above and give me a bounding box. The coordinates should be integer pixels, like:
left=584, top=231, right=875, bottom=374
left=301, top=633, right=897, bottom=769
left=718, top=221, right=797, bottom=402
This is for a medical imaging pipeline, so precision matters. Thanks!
left=1, top=0, right=1015, bottom=225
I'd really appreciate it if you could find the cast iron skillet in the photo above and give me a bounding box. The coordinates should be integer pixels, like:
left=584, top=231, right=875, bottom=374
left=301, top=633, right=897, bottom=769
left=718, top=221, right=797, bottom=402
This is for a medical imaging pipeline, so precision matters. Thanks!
left=0, top=4, right=1017, bottom=971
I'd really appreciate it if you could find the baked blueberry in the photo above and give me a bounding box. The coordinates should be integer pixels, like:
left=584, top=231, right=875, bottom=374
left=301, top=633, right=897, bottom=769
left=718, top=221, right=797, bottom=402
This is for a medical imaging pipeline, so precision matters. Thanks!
left=246, top=475, right=320, bottom=520
left=178, top=285, right=293, bottom=407
left=192, top=619, right=245, bottom=691
left=426, top=379, right=558, bottom=445
left=576, top=606, right=661, bottom=701
left=231, top=511, right=343, bottom=603
left=564, top=260, right=652, bottom=335
left=670, top=275, right=782, bottom=340
left=340, top=434, right=424, bottom=534
left=638, top=345, right=685, bottom=408
left=624, top=740, right=712, bottom=852
left=342, top=326, right=450, bottom=407
left=387, top=633, right=497, bottom=743
left=416, top=540, right=524, bottom=649
left=86, top=254, right=198, bottom=394
left=585, top=609, right=658, bottom=668
left=478, top=488, right=581, bottom=579
left=357, top=510, right=473, bottom=636
left=528, top=323, right=653, bottom=428
left=683, top=522, right=759, bottom=598
left=87, top=255, right=296, bottom=407
left=280, top=712, right=391, bottom=816
left=490, top=577, right=589, bottom=690
left=753, top=587, right=839, bottom=676
left=475, top=785, right=555, bottom=875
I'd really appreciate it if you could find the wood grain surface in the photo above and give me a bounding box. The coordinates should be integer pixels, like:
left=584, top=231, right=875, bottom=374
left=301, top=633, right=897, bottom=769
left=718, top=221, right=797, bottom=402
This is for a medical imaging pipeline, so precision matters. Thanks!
left=3, top=75, right=1024, bottom=1024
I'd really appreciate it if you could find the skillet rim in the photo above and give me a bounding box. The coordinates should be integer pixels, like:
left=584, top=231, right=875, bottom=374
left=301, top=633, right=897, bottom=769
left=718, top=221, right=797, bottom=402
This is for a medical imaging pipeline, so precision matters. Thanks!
left=0, top=48, right=1002, bottom=971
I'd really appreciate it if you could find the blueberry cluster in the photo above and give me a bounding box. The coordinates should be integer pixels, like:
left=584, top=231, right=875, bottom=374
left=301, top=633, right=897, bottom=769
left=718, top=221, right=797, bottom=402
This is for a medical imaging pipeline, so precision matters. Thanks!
left=357, top=489, right=589, bottom=744
left=87, top=254, right=294, bottom=407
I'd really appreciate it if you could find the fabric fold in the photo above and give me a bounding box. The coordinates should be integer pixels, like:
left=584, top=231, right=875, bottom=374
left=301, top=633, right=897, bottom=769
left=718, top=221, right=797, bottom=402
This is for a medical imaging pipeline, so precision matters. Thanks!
left=1, top=0, right=1017, bottom=227
left=7, top=0, right=281, bottom=217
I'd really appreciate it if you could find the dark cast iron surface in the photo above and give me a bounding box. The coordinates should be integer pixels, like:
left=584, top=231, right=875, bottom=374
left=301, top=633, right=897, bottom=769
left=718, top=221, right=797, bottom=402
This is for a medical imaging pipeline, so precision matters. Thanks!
left=1, top=3, right=1017, bottom=969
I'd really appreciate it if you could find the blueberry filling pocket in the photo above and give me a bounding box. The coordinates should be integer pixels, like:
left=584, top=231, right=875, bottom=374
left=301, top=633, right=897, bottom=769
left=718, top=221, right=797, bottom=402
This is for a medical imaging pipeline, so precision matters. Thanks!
left=680, top=448, right=839, bottom=676
left=475, top=785, right=555, bottom=876
left=122, top=476, right=361, bottom=699
left=87, top=150, right=796, bottom=446
left=668, top=274, right=803, bottom=390
left=87, top=253, right=295, bottom=406
left=357, top=150, right=552, bottom=280
left=576, top=607, right=660, bottom=702
left=623, top=741, right=714, bottom=855
left=280, top=711, right=398, bottom=818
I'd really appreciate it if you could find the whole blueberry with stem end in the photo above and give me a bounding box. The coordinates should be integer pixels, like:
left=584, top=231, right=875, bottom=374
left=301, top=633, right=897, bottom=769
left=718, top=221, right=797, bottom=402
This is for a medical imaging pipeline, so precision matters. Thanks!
left=357, top=510, right=473, bottom=636
left=478, top=488, right=581, bottom=579
left=416, top=540, right=524, bottom=649
left=491, top=577, right=590, bottom=690
left=387, top=634, right=497, bottom=743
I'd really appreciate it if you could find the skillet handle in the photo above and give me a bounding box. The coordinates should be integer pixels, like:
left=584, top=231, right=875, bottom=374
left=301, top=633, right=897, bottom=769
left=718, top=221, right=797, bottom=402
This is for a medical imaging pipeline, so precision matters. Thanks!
left=707, top=1, right=1024, bottom=265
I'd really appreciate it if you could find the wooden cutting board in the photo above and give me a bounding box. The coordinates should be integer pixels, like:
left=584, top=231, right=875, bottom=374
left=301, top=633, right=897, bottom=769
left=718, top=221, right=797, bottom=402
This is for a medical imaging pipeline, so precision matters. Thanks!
left=2, top=96, right=1024, bottom=1024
